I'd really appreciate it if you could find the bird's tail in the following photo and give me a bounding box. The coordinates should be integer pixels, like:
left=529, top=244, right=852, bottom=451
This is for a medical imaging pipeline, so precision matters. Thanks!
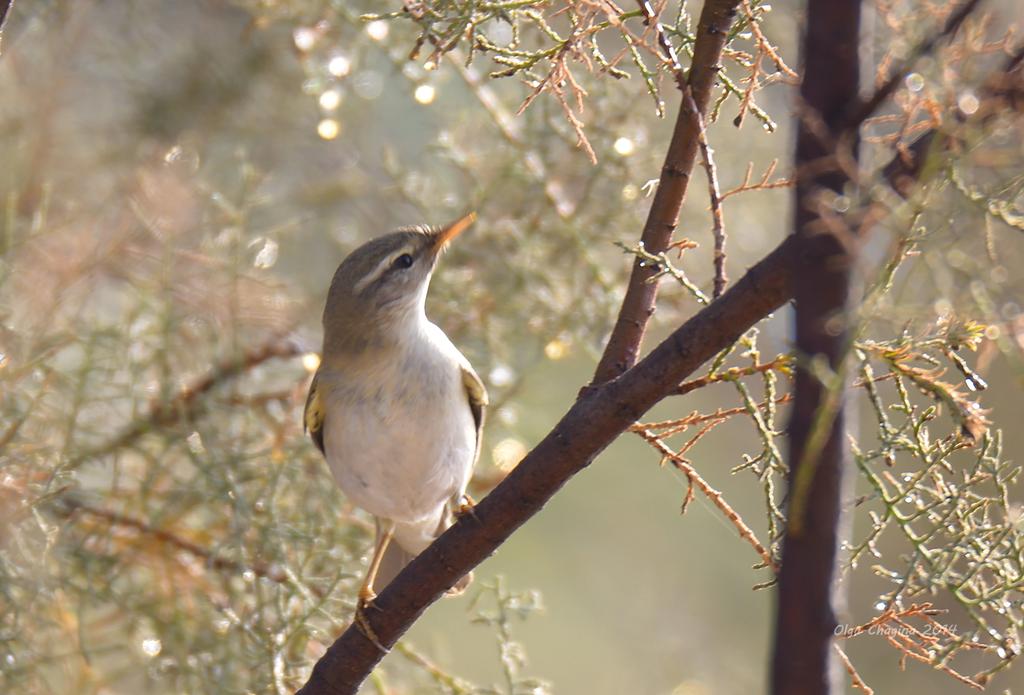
left=372, top=516, right=473, bottom=595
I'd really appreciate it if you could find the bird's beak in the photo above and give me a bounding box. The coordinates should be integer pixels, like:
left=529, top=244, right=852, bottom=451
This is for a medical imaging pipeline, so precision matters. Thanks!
left=432, top=212, right=476, bottom=253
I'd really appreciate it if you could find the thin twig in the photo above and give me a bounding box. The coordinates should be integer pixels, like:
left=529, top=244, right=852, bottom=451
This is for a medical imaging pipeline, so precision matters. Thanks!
left=740, top=0, right=797, bottom=78
left=833, top=643, right=875, bottom=694
left=64, top=336, right=303, bottom=471
left=635, top=0, right=684, bottom=83
left=393, top=643, right=474, bottom=694
left=720, top=159, right=794, bottom=201
left=847, top=0, right=985, bottom=127
left=634, top=427, right=779, bottom=572
left=54, top=496, right=326, bottom=598
left=675, top=355, right=793, bottom=395
left=446, top=50, right=575, bottom=218
left=882, top=44, right=1024, bottom=195
left=617, top=240, right=710, bottom=305
left=637, top=394, right=792, bottom=436
left=836, top=604, right=985, bottom=689
left=687, top=89, right=729, bottom=298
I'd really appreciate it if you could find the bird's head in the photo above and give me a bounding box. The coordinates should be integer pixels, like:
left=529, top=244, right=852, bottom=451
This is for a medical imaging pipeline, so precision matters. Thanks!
left=322, top=212, right=476, bottom=354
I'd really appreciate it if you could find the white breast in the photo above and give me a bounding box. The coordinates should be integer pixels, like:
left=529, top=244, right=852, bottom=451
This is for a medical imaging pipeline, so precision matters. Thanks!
left=320, top=322, right=477, bottom=528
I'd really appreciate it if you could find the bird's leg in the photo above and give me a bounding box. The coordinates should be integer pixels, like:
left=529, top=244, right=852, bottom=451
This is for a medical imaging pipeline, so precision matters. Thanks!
left=354, top=520, right=394, bottom=653
left=358, top=519, right=394, bottom=606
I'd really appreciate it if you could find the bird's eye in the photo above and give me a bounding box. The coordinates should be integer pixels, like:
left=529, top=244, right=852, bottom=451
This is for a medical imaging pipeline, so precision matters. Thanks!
left=393, top=253, right=414, bottom=269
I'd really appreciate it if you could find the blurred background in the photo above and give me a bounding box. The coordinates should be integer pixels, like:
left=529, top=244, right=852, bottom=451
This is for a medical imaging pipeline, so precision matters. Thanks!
left=1, top=1, right=1023, bottom=693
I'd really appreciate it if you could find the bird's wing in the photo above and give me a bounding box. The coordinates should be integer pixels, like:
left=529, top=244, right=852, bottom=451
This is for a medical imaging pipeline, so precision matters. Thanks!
left=304, top=369, right=326, bottom=455
left=460, top=362, right=488, bottom=465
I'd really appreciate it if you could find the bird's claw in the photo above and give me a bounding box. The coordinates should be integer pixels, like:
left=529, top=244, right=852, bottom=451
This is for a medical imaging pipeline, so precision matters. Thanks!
left=354, top=593, right=388, bottom=654
left=454, top=493, right=478, bottom=521
left=357, top=586, right=381, bottom=610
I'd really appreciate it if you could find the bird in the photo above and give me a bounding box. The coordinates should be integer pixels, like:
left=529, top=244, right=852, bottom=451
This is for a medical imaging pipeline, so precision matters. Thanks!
left=303, top=212, right=486, bottom=641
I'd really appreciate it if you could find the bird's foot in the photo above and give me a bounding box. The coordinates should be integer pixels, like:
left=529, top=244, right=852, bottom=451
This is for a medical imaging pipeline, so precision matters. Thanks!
left=445, top=570, right=474, bottom=597
left=354, top=590, right=388, bottom=654
left=454, top=493, right=478, bottom=521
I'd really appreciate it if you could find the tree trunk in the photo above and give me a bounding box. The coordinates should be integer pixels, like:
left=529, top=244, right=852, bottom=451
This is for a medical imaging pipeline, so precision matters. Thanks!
left=771, top=1, right=861, bottom=693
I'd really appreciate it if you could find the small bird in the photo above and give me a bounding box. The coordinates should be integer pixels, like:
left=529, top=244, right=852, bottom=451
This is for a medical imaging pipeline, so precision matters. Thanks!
left=304, top=213, right=486, bottom=630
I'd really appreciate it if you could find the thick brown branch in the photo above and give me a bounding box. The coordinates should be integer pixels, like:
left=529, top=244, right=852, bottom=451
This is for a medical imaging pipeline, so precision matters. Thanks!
left=592, top=0, right=743, bottom=383
left=297, top=236, right=796, bottom=695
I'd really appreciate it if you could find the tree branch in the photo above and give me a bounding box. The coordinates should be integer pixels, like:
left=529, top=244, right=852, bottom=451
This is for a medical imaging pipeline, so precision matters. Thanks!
left=883, top=44, right=1024, bottom=196
left=697, top=118, right=728, bottom=298
left=847, top=0, right=985, bottom=129
left=53, top=495, right=323, bottom=597
left=65, top=336, right=302, bottom=472
left=592, top=0, right=743, bottom=383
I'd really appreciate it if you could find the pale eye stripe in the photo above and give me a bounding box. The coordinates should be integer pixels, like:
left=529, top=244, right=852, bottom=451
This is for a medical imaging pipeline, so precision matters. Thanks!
left=354, top=247, right=413, bottom=293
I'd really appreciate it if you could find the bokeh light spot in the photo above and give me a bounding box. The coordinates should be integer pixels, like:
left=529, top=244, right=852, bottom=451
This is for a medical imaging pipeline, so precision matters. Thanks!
left=317, top=118, right=340, bottom=140
left=613, top=136, right=635, bottom=156
left=414, top=84, right=436, bottom=104
left=365, top=20, right=389, bottom=41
